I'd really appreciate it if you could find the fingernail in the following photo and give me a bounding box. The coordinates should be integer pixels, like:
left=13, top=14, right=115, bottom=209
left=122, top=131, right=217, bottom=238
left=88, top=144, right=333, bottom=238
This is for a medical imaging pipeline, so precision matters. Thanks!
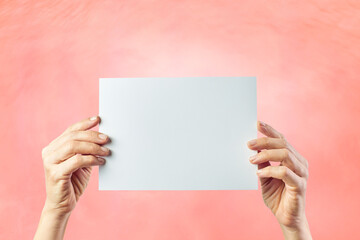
left=249, top=155, right=257, bottom=163
left=259, top=121, right=266, bottom=127
left=98, top=157, right=106, bottom=164
left=90, top=116, right=97, bottom=121
left=256, top=169, right=264, bottom=176
left=101, top=146, right=109, bottom=153
left=99, top=134, right=107, bottom=140
left=247, top=139, right=257, bottom=146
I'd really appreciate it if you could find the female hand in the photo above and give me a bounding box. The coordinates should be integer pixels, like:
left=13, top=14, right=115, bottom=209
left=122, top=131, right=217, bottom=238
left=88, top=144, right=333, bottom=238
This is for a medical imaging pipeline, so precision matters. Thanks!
left=41, top=116, right=110, bottom=214
left=247, top=121, right=312, bottom=240
left=35, top=116, right=110, bottom=240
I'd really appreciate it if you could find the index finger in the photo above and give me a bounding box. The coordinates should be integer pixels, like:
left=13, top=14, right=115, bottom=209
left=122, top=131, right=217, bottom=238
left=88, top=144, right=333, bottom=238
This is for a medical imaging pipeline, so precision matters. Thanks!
left=63, top=116, right=100, bottom=135
left=257, top=121, right=284, bottom=139
left=257, top=120, right=308, bottom=169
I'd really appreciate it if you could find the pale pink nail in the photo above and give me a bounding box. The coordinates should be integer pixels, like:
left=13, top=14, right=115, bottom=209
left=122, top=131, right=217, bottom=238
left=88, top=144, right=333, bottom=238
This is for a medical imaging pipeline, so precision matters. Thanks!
left=249, top=155, right=257, bottom=163
left=247, top=139, right=257, bottom=146
left=99, top=134, right=107, bottom=140
left=256, top=169, right=264, bottom=176
left=101, top=146, right=109, bottom=152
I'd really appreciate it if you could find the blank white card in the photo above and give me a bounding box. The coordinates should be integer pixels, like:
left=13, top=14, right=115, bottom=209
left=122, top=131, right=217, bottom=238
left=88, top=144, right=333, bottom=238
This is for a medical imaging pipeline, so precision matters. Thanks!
left=99, top=77, right=258, bottom=190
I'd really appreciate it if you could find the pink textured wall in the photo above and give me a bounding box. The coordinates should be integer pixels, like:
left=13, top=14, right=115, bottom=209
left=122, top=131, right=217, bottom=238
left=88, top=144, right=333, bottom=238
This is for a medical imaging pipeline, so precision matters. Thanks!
left=1, top=1, right=359, bottom=239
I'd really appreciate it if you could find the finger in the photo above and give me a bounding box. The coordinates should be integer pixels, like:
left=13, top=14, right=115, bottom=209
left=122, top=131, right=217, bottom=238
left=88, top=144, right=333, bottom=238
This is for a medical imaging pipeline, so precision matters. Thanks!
left=43, top=129, right=109, bottom=157
left=257, top=121, right=284, bottom=139
left=45, top=116, right=100, bottom=151
left=49, top=140, right=110, bottom=163
left=247, top=137, right=286, bottom=151
left=46, top=116, right=100, bottom=154
left=256, top=121, right=309, bottom=173
left=54, top=130, right=109, bottom=148
left=63, top=116, right=100, bottom=135
left=286, top=142, right=309, bottom=169
left=60, top=154, right=105, bottom=175
left=257, top=161, right=271, bottom=185
left=253, top=122, right=309, bottom=170
left=256, top=165, right=304, bottom=189
left=249, top=149, right=308, bottom=178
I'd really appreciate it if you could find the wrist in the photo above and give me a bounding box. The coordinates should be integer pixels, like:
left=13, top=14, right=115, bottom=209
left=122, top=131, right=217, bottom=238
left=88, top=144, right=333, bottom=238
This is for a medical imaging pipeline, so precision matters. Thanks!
left=280, top=216, right=312, bottom=240
left=34, top=201, right=71, bottom=240
left=43, top=200, right=72, bottom=220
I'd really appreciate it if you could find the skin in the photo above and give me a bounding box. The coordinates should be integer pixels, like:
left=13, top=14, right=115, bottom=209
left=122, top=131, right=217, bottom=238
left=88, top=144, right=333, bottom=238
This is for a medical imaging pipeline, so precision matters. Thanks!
left=34, top=117, right=312, bottom=240
left=34, top=116, right=110, bottom=240
left=248, top=121, right=312, bottom=240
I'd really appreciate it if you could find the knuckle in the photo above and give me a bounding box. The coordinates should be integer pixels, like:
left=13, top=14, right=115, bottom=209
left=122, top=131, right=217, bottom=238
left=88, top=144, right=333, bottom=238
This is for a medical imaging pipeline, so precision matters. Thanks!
left=67, top=131, right=77, bottom=140
left=66, top=140, right=77, bottom=152
left=80, top=155, right=95, bottom=166
left=282, top=148, right=290, bottom=159
left=262, top=166, right=270, bottom=175
left=95, top=144, right=102, bottom=152
left=89, top=131, right=98, bottom=138
left=279, top=166, right=289, bottom=178
left=74, top=153, right=82, bottom=163
left=77, top=130, right=89, bottom=139
left=65, top=125, right=74, bottom=133
left=67, top=122, right=79, bottom=132
left=90, top=144, right=99, bottom=152
left=41, top=146, right=48, bottom=158
left=260, top=149, right=269, bottom=158
left=263, top=138, right=270, bottom=148
left=88, top=156, right=97, bottom=164
left=81, top=131, right=95, bottom=141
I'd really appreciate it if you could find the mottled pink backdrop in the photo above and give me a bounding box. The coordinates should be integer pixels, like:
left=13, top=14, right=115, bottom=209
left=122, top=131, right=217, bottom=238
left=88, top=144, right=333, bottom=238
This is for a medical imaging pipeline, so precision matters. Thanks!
left=1, top=1, right=359, bottom=239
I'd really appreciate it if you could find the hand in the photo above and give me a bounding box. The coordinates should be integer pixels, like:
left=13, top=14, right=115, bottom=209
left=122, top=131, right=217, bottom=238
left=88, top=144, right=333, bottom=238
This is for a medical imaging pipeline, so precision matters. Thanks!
left=41, top=116, right=110, bottom=214
left=247, top=121, right=312, bottom=240
left=35, top=116, right=110, bottom=240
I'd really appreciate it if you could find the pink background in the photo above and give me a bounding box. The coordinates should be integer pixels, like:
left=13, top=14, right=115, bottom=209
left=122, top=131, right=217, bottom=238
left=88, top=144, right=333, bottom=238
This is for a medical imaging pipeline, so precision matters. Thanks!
left=1, top=1, right=359, bottom=239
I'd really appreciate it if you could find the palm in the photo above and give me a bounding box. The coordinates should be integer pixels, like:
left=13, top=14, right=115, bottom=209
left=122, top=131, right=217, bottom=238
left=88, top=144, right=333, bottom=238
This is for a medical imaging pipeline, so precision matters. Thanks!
left=260, top=177, right=301, bottom=227
left=52, top=167, right=92, bottom=213
left=70, top=167, right=92, bottom=201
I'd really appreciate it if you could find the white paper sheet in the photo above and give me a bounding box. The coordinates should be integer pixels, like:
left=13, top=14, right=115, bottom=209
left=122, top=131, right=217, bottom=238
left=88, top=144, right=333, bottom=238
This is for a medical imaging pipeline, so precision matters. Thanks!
left=99, top=77, right=258, bottom=190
